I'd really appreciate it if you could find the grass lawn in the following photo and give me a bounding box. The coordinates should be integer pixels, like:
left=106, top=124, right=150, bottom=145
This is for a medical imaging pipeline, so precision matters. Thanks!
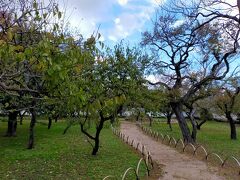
left=145, top=119, right=240, bottom=158
left=0, top=118, right=146, bottom=179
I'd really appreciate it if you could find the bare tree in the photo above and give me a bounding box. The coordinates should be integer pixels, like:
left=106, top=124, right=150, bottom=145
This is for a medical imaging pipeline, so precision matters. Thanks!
left=141, top=2, right=239, bottom=143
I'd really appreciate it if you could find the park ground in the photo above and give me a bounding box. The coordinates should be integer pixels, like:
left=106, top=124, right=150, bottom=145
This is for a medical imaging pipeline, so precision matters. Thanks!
left=0, top=118, right=240, bottom=179
left=0, top=119, right=147, bottom=179
left=121, top=121, right=226, bottom=180
left=146, top=119, right=240, bottom=158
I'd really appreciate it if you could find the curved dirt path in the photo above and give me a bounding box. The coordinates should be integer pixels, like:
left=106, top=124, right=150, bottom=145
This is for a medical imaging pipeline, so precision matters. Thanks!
left=120, top=121, right=225, bottom=180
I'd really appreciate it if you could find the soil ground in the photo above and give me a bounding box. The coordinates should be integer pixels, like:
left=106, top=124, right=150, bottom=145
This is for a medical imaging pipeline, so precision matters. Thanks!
left=120, top=121, right=227, bottom=180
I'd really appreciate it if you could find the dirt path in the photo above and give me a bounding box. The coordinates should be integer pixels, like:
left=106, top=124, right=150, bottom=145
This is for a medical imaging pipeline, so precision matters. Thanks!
left=120, top=121, right=225, bottom=180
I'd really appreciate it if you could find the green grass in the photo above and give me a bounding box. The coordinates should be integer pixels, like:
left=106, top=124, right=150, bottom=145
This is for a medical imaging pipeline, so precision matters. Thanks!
left=0, top=119, right=146, bottom=179
left=146, top=119, right=240, bottom=158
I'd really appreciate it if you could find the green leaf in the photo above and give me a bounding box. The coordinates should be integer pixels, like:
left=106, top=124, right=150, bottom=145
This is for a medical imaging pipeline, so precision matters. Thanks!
left=47, top=69, right=53, bottom=76
left=59, top=72, right=64, bottom=80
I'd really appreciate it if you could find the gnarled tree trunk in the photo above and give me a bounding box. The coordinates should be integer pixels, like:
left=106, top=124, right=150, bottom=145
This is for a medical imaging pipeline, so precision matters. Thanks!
left=171, top=103, right=194, bottom=143
left=187, top=108, right=197, bottom=142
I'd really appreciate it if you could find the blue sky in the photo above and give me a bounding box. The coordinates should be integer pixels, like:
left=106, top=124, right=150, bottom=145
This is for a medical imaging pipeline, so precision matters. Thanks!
left=56, top=0, right=239, bottom=83
left=58, top=0, right=166, bottom=46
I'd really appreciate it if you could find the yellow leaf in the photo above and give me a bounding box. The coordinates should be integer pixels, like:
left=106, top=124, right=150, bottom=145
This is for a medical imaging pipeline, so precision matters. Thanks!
left=15, top=45, right=24, bottom=52
left=7, top=31, right=13, bottom=40
left=0, top=40, right=5, bottom=46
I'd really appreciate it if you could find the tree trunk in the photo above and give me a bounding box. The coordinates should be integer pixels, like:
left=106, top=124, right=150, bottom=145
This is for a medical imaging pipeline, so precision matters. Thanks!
left=28, top=108, right=36, bottom=149
left=110, top=115, right=115, bottom=124
left=196, top=120, right=206, bottom=130
left=187, top=109, right=197, bottom=142
left=171, top=103, right=194, bottom=143
left=5, top=111, right=18, bottom=137
left=63, top=122, right=73, bottom=135
left=136, top=111, right=141, bottom=122
left=147, top=114, right=153, bottom=127
left=19, top=111, right=24, bottom=125
left=48, top=117, right=52, bottom=129
left=191, top=122, right=197, bottom=142
left=54, top=114, right=59, bottom=123
left=92, top=119, right=104, bottom=155
left=166, top=112, right=173, bottom=131
left=236, top=113, right=240, bottom=124
left=226, top=111, right=237, bottom=140
left=118, top=105, right=124, bottom=118
left=92, top=137, right=100, bottom=155
left=19, top=115, right=23, bottom=125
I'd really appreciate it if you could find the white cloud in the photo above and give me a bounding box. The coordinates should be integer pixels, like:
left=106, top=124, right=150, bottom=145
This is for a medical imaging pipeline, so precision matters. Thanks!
left=118, top=0, right=128, bottom=6
left=56, top=0, right=167, bottom=43
left=99, top=34, right=105, bottom=41
left=108, top=13, right=144, bottom=41
left=149, top=0, right=166, bottom=7
left=108, top=35, right=118, bottom=42
left=114, top=18, right=120, bottom=24
left=172, top=19, right=185, bottom=27
left=107, top=2, right=158, bottom=42
left=58, top=0, right=114, bottom=38
left=146, top=74, right=159, bottom=83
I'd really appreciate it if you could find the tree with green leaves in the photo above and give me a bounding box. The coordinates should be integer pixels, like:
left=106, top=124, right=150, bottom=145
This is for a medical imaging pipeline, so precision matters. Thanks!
left=0, top=0, right=62, bottom=145
left=59, top=43, right=147, bottom=155
left=0, top=0, right=98, bottom=149
left=86, top=44, right=147, bottom=155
